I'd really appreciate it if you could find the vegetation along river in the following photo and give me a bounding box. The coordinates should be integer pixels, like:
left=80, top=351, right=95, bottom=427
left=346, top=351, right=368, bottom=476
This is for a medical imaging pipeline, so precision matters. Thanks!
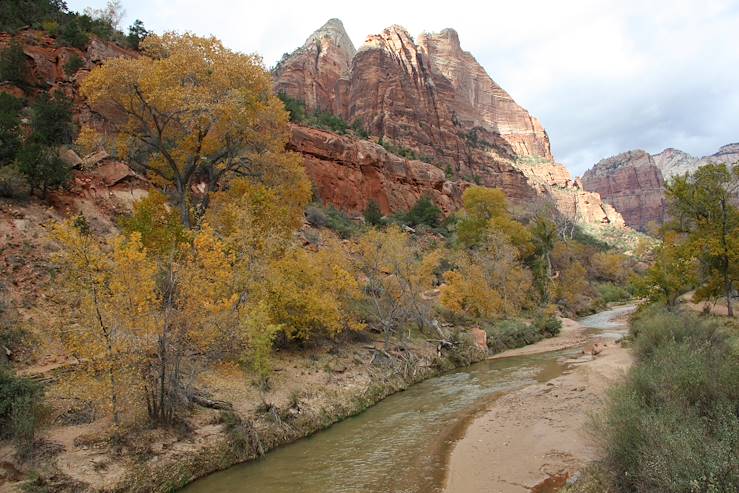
left=182, top=305, right=635, bottom=493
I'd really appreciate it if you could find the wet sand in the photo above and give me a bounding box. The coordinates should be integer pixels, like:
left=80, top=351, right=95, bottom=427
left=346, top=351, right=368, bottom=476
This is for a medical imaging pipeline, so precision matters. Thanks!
left=444, top=308, right=634, bottom=493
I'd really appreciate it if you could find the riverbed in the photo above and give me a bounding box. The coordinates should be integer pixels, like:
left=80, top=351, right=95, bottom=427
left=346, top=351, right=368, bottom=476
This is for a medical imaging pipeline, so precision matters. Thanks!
left=181, top=305, right=635, bottom=493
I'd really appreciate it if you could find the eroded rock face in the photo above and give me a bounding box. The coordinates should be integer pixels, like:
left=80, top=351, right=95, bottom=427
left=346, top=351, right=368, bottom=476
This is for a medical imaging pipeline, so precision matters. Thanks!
left=288, top=125, right=468, bottom=214
left=418, top=28, right=552, bottom=160
left=273, top=18, right=355, bottom=115
left=581, top=150, right=666, bottom=231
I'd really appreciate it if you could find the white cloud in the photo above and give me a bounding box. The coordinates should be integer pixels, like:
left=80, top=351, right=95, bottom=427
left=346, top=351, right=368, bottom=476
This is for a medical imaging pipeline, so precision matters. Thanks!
left=67, top=0, right=739, bottom=175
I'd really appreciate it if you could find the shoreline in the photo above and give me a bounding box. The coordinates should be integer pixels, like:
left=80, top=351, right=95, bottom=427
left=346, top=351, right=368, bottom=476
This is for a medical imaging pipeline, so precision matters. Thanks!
left=443, top=311, right=634, bottom=492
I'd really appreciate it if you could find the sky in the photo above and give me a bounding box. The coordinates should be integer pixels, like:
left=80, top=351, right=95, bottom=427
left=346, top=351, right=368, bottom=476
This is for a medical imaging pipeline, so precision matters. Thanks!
left=68, top=0, right=739, bottom=176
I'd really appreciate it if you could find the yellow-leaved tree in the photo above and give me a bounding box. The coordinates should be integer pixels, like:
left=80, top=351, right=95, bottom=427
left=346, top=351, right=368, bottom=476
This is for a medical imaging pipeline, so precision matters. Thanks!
left=355, top=226, right=441, bottom=346
left=441, top=232, right=533, bottom=319
left=79, top=32, right=308, bottom=227
left=54, top=216, right=159, bottom=427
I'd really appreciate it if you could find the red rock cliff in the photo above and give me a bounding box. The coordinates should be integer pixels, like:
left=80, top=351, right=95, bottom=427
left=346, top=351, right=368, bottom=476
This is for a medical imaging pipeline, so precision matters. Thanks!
left=581, top=150, right=666, bottom=231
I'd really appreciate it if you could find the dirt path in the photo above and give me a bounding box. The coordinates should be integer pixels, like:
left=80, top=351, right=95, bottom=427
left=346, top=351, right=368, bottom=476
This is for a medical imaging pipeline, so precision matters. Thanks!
left=444, top=313, right=633, bottom=493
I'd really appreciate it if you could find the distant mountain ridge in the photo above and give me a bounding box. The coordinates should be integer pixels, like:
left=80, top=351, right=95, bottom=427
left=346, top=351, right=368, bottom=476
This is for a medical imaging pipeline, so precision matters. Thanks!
left=581, top=143, right=739, bottom=230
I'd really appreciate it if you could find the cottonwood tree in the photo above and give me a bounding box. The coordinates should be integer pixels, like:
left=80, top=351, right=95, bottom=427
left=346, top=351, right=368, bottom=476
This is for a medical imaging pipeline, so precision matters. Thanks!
left=80, top=33, right=307, bottom=227
left=354, top=226, right=440, bottom=346
left=54, top=217, right=159, bottom=427
left=665, top=163, right=738, bottom=316
left=441, top=232, right=533, bottom=319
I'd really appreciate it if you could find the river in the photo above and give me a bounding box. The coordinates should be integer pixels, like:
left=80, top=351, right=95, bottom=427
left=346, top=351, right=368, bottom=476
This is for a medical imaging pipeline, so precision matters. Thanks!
left=181, top=304, right=635, bottom=493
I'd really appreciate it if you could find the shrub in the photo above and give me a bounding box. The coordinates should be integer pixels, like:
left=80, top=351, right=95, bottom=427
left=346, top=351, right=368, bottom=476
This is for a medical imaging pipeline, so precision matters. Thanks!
left=305, top=205, right=328, bottom=228
left=0, top=165, right=30, bottom=198
left=379, top=138, right=418, bottom=160
left=0, top=40, right=27, bottom=85
left=325, top=206, right=360, bottom=239
left=16, top=143, right=69, bottom=196
left=596, top=282, right=630, bottom=304
left=0, top=367, right=44, bottom=459
left=351, top=118, right=369, bottom=139
left=0, top=93, right=24, bottom=166
left=63, top=54, right=84, bottom=76
left=58, top=19, right=89, bottom=50
left=277, top=92, right=306, bottom=123
left=29, top=92, right=74, bottom=146
left=403, top=195, right=441, bottom=228
left=597, top=307, right=739, bottom=492
left=363, top=200, right=384, bottom=226
left=532, top=311, right=562, bottom=337
left=484, top=319, right=543, bottom=353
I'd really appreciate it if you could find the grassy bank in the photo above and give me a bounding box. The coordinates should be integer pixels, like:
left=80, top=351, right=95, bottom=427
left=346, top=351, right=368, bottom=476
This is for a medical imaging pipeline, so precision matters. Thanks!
left=565, top=306, right=739, bottom=493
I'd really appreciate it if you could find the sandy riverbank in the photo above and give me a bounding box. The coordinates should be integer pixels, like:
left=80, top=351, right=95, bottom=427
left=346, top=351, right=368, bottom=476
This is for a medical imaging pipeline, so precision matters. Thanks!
left=444, top=311, right=633, bottom=493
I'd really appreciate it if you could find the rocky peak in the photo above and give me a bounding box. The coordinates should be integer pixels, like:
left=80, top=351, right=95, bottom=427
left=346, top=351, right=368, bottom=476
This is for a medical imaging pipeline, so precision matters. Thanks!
left=652, top=147, right=697, bottom=180
left=273, top=18, right=355, bottom=114
left=417, top=28, right=552, bottom=160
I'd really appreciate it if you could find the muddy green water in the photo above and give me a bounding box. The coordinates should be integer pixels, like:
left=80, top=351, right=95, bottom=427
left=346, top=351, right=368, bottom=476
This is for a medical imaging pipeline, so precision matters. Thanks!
left=182, top=305, right=634, bottom=493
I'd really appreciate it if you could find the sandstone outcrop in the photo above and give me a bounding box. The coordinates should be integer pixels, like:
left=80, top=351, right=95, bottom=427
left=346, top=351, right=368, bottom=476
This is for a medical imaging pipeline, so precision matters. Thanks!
left=581, top=150, right=666, bottom=231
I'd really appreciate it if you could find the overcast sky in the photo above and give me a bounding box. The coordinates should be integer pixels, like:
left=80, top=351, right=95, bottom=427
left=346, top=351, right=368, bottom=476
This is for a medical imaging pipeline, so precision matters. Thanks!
left=68, top=0, right=739, bottom=176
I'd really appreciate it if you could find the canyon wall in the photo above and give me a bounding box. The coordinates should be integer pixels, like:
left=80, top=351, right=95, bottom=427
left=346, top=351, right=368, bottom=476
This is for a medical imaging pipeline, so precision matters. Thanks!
left=275, top=20, right=622, bottom=228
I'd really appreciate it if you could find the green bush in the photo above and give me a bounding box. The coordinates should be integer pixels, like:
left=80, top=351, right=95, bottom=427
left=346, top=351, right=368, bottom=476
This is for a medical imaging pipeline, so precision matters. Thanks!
left=29, top=92, right=74, bottom=146
left=363, top=200, right=384, bottom=226
left=325, top=205, right=360, bottom=239
left=0, top=40, right=27, bottom=85
left=532, top=313, right=562, bottom=337
left=484, top=319, right=544, bottom=353
left=63, top=54, right=84, bottom=76
left=0, top=165, right=30, bottom=198
left=595, top=282, right=630, bottom=304
left=277, top=92, right=306, bottom=123
left=0, top=93, right=24, bottom=166
left=379, top=138, right=418, bottom=160
left=403, top=195, right=441, bottom=228
left=0, top=367, right=44, bottom=459
left=16, top=142, right=69, bottom=196
left=598, top=307, right=739, bottom=492
left=58, top=18, right=89, bottom=50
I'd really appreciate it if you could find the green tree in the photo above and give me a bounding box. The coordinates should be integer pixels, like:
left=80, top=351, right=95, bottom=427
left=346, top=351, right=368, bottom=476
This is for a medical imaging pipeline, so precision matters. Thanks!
left=364, top=200, right=384, bottom=226
left=58, top=18, right=89, bottom=49
left=126, top=19, right=148, bottom=49
left=29, top=92, right=74, bottom=146
left=404, top=195, right=441, bottom=227
left=531, top=215, right=557, bottom=302
left=666, top=163, right=738, bottom=316
left=0, top=40, right=27, bottom=85
left=0, top=93, right=23, bottom=166
left=16, top=142, right=69, bottom=197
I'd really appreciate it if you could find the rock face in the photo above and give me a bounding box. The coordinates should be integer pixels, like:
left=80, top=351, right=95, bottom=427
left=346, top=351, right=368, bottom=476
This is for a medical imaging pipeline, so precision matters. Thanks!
left=581, top=150, right=666, bottom=231
left=273, top=19, right=355, bottom=115
left=582, top=144, right=739, bottom=230
left=289, top=125, right=468, bottom=214
left=275, top=20, right=622, bottom=229
left=653, top=144, right=739, bottom=181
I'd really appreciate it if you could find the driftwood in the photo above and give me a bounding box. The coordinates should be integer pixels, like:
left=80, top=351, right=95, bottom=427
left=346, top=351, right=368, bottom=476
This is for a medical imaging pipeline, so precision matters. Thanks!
left=190, top=390, right=233, bottom=411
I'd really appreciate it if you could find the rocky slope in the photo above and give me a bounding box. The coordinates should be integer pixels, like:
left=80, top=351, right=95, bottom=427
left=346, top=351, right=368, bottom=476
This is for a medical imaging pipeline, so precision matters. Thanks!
left=275, top=20, right=623, bottom=229
left=582, top=144, right=739, bottom=230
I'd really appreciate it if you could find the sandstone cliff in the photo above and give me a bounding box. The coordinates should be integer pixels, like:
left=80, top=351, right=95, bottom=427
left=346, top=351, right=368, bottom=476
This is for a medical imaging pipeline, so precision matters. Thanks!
left=274, top=20, right=622, bottom=229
